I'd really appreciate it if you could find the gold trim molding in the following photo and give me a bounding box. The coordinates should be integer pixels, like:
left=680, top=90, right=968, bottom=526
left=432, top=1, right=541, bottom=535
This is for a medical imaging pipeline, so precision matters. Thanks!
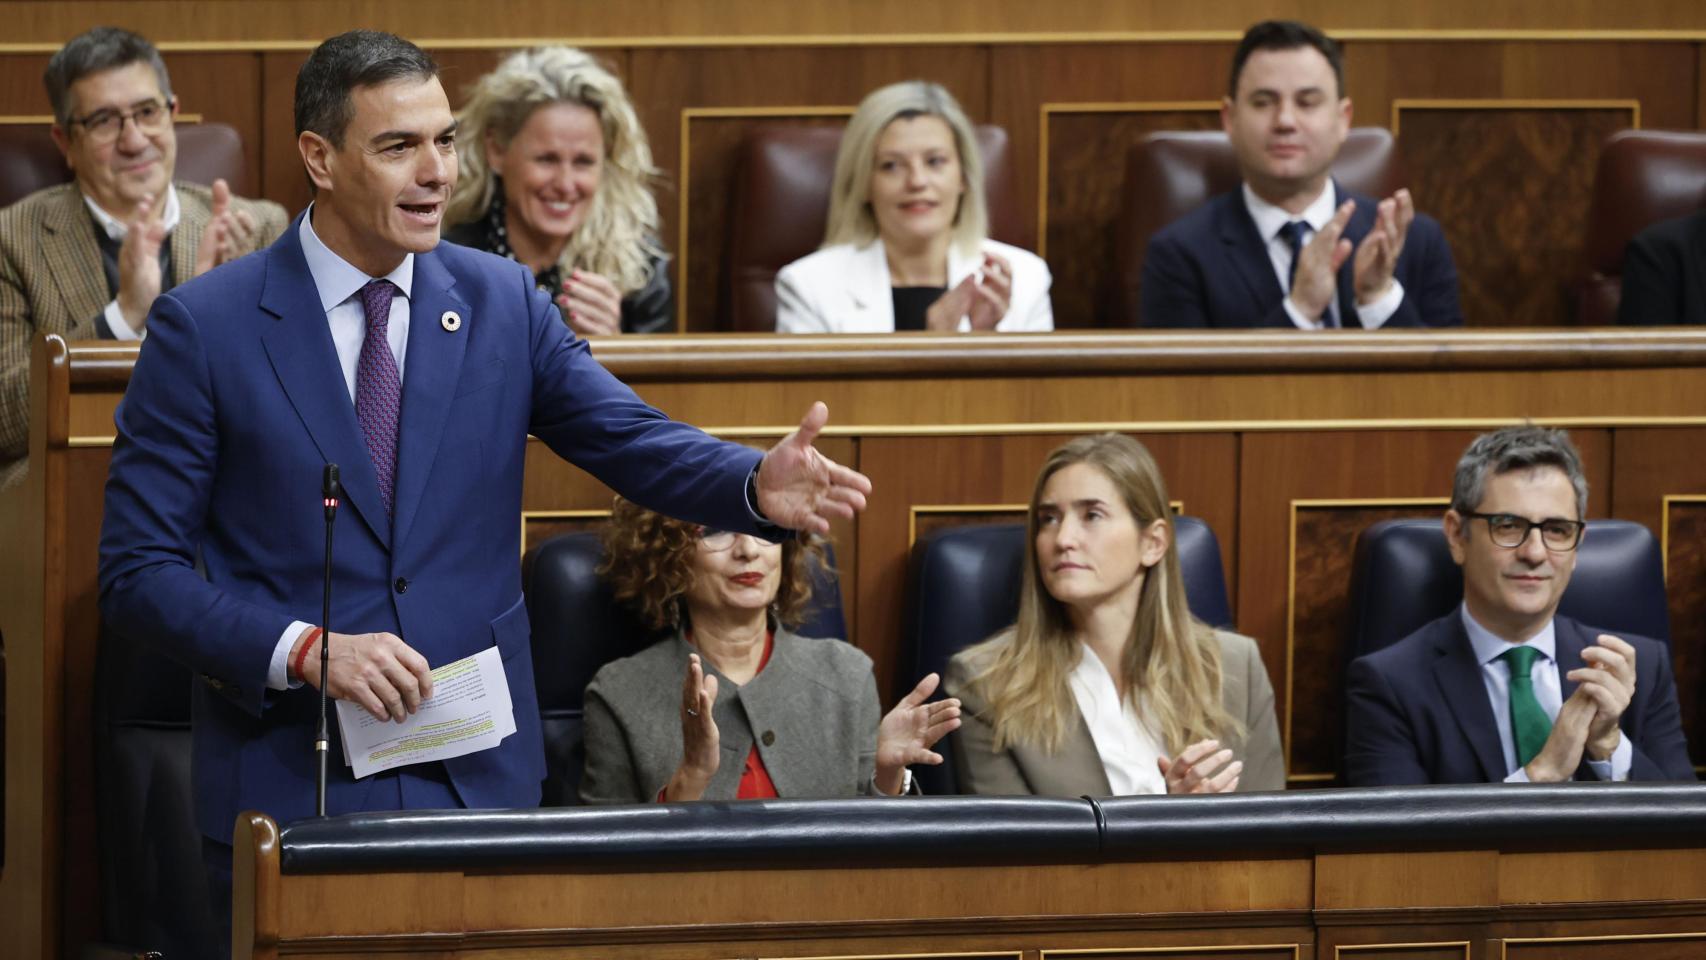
left=1337, top=943, right=1469, bottom=958
left=1501, top=930, right=1706, bottom=958
left=1661, top=494, right=1706, bottom=583
left=519, top=508, right=611, bottom=558
left=1044, top=946, right=1300, bottom=958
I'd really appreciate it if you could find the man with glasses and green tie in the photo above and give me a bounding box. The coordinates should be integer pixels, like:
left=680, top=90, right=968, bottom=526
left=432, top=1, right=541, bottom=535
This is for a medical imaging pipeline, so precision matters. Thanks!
left=0, top=26, right=287, bottom=489
left=1344, top=425, right=1695, bottom=785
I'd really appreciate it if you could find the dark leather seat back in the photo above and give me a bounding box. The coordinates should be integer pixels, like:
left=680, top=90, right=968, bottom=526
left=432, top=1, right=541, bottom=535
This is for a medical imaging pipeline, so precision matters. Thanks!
left=1345, top=518, right=1671, bottom=665
left=904, top=516, right=1232, bottom=794
left=525, top=531, right=848, bottom=804
left=722, top=123, right=1023, bottom=332
left=91, top=627, right=216, bottom=958
left=0, top=122, right=250, bottom=209
left=1113, top=127, right=1402, bottom=327
left=1577, top=129, right=1706, bottom=325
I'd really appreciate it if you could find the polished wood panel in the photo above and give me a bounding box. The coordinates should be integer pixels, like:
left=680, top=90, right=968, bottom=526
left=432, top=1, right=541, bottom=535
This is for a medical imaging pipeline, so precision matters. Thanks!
left=1042, top=106, right=1220, bottom=329
left=1607, top=427, right=1706, bottom=768
left=1503, top=934, right=1706, bottom=959
left=1289, top=500, right=1447, bottom=782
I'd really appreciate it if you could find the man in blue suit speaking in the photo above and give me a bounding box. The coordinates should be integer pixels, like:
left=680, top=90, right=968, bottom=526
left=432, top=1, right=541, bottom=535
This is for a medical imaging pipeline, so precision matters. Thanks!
left=97, top=30, right=871, bottom=941
left=1140, top=20, right=1463, bottom=329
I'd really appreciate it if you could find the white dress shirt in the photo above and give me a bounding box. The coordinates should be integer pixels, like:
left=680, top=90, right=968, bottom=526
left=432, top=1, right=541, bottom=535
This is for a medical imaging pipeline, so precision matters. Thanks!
left=1240, top=182, right=1403, bottom=330
left=1459, top=605, right=1631, bottom=782
left=84, top=184, right=181, bottom=341
left=1067, top=643, right=1168, bottom=795
left=266, top=208, right=415, bottom=690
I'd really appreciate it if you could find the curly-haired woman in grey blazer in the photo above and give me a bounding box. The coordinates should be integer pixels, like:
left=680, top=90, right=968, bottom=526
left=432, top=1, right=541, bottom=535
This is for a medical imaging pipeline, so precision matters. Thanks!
left=580, top=497, right=960, bottom=803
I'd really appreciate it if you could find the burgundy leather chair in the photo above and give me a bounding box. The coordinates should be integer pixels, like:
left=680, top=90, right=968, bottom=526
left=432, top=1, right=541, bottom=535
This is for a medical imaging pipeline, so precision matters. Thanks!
left=721, top=123, right=1024, bottom=332
left=0, top=122, right=249, bottom=209
left=1576, top=130, right=1706, bottom=326
left=1111, top=128, right=1403, bottom=328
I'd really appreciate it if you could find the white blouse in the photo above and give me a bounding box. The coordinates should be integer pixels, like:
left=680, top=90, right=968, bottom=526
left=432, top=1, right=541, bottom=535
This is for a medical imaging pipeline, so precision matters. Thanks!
left=1067, top=643, right=1168, bottom=795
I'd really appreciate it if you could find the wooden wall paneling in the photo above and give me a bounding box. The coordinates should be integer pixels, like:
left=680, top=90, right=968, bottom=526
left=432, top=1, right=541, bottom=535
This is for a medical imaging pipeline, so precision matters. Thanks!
left=1236, top=429, right=1611, bottom=785
left=0, top=53, right=50, bottom=117
left=57, top=449, right=110, bottom=955
left=1039, top=103, right=1220, bottom=328
left=1319, top=933, right=1474, bottom=960
left=1607, top=426, right=1706, bottom=771
left=625, top=45, right=989, bottom=332
left=856, top=432, right=1236, bottom=700
left=161, top=51, right=265, bottom=196
left=259, top=50, right=308, bottom=218
left=1502, top=934, right=1706, bottom=960
left=1347, top=40, right=1698, bottom=328
left=989, top=43, right=1233, bottom=324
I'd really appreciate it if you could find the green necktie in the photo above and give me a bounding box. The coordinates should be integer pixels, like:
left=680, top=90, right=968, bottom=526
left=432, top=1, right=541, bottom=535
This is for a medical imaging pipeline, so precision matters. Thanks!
left=1500, top=645, right=1552, bottom=768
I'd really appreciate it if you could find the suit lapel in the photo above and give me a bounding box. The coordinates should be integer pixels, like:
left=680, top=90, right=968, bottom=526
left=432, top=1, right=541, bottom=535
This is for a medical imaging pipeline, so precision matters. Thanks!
left=39, top=187, right=112, bottom=326
left=258, top=219, right=391, bottom=544
left=1553, top=616, right=1587, bottom=702
left=1430, top=616, right=1509, bottom=781
left=844, top=241, right=893, bottom=332
left=1215, top=194, right=1288, bottom=327
left=1335, top=182, right=1374, bottom=326
left=389, top=249, right=468, bottom=554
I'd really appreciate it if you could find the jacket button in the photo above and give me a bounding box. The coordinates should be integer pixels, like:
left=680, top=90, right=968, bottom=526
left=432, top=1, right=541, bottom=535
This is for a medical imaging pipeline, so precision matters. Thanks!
left=394, top=577, right=409, bottom=594
left=761, top=730, right=775, bottom=746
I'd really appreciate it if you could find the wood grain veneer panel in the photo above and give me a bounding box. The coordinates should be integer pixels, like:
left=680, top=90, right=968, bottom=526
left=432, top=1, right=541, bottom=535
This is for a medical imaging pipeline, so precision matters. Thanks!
left=1395, top=105, right=1631, bottom=327
left=857, top=432, right=1237, bottom=698
left=627, top=45, right=988, bottom=332
left=1317, top=850, right=1498, bottom=911
left=0, top=53, right=50, bottom=117
left=1500, top=849, right=1706, bottom=903
left=1503, top=934, right=1706, bottom=960
left=1288, top=501, right=1446, bottom=782
left=1042, top=107, right=1219, bottom=329
left=1608, top=427, right=1706, bottom=770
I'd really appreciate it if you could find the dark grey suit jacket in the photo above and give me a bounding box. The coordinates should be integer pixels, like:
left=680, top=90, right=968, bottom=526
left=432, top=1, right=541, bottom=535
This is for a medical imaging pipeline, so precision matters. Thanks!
left=945, top=628, right=1286, bottom=796
left=580, top=627, right=881, bottom=803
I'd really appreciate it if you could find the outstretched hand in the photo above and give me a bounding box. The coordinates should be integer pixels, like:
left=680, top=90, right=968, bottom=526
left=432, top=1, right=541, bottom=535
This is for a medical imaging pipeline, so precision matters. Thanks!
left=875, top=672, right=962, bottom=794
left=755, top=402, right=873, bottom=535
left=663, top=653, right=721, bottom=802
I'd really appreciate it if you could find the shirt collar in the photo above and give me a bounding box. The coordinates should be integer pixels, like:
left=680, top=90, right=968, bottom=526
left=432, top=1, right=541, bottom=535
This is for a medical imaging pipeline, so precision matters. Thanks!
left=298, top=203, right=414, bottom=313
left=82, top=183, right=181, bottom=241
left=1460, top=602, right=1557, bottom=667
left=1242, top=179, right=1338, bottom=243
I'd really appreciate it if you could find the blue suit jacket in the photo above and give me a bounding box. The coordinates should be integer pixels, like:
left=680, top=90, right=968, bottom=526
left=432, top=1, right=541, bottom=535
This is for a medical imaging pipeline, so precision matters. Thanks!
left=99, top=216, right=767, bottom=839
left=1139, top=183, right=1464, bottom=328
left=1343, top=612, right=1696, bottom=786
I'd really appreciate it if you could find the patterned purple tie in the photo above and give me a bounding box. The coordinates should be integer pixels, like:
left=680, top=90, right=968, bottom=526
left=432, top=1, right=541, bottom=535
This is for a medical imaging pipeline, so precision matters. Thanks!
left=355, top=279, right=402, bottom=514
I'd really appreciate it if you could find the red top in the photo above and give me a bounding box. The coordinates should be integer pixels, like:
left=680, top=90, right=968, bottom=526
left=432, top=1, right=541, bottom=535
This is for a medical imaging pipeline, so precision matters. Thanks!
left=659, top=630, right=778, bottom=801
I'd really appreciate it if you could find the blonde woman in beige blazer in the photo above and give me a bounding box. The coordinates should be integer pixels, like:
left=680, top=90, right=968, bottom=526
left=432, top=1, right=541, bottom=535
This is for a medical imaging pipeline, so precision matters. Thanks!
left=944, top=434, right=1285, bottom=798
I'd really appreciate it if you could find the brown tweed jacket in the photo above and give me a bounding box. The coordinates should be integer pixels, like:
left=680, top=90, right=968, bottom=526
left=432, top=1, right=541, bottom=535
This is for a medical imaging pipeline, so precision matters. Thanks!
left=0, top=181, right=287, bottom=489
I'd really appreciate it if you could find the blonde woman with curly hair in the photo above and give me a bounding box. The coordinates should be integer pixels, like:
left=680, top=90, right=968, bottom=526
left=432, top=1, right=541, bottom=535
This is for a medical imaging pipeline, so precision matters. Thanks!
left=946, top=434, right=1284, bottom=796
left=775, top=80, right=1052, bottom=333
left=580, top=497, right=961, bottom=803
left=445, top=46, right=671, bottom=335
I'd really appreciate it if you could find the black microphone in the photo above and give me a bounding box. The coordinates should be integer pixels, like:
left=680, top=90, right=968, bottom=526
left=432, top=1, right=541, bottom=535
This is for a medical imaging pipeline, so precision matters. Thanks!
left=317, top=463, right=340, bottom=817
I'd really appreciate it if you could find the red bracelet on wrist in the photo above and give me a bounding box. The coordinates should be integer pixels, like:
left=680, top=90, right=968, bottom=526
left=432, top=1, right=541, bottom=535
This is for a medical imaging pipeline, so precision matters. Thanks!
left=291, top=627, right=324, bottom=683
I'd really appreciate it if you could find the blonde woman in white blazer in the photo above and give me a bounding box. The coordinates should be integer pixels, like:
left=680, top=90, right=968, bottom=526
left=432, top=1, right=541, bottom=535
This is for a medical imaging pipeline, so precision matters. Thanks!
left=775, top=81, right=1054, bottom=334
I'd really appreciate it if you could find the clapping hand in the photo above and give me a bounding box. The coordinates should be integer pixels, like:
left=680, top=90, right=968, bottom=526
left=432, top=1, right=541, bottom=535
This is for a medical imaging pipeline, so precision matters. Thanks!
left=663, top=653, right=721, bottom=801
left=193, top=178, right=259, bottom=277
left=755, top=402, right=873, bottom=535
left=1287, top=200, right=1355, bottom=320
left=924, top=252, right=1012, bottom=331
left=874, top=672, right=962, bottom=795
left=557, top=269, right=624, bottom=337
left=1157, top=738, right=1242, bottom=794
left=1352, top=188, right=1414, bottom=305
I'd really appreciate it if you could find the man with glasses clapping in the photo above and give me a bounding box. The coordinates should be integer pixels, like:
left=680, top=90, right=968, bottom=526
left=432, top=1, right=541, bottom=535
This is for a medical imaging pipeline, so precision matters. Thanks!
left=1343, top=425, right=1695, bottom=785
left=0, top=26, right=287, bottom=489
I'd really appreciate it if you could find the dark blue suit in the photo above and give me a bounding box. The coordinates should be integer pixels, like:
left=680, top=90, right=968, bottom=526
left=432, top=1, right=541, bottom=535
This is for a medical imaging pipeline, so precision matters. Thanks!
left=99, top=216, right=767, bottom=840
left=1344, top=613, right=1696, bottom=786
left=1139, top=183, right=1464, bottom=328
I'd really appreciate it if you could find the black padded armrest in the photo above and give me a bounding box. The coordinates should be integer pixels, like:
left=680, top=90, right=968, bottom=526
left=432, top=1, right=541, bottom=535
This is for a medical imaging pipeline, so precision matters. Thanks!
left=279, top=796, right=1100, bottom=873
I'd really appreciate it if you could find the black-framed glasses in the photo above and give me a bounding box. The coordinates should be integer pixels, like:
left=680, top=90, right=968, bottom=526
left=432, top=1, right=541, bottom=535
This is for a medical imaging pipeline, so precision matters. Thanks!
left=1461, top=512, right=1585, bottom=551
left=69, top=97, right=174, bottom=145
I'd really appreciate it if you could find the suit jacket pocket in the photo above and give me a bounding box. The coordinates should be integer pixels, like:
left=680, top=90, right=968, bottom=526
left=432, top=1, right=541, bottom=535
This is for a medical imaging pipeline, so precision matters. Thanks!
left=454, top=357, right=506, bottom=398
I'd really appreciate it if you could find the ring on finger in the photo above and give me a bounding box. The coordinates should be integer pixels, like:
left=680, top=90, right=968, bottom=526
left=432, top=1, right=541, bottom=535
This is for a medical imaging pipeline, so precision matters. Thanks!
left=686, top=707, right=699, bottom=718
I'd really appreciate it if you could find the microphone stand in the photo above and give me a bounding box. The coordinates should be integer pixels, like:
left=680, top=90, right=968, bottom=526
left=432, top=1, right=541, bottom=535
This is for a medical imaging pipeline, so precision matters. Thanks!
left=317, top=464, right=340, bottom=818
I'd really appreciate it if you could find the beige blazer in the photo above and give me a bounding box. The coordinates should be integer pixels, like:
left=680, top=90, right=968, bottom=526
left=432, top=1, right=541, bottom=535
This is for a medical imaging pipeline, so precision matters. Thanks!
left=945, top=628, right=1287, bottom=796
left=774, top=237, right=1053, bottom=334
left=0, top=181, right=288, bottom=489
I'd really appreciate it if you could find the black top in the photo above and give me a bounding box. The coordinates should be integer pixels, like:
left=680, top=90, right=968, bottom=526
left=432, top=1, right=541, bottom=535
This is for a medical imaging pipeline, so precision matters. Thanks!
left=891, top=286, right=947, bottom=331
left=440, top=199, right=673, bottom=334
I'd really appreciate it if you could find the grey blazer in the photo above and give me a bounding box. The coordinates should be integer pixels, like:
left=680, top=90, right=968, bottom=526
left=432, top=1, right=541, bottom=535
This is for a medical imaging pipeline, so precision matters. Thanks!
left=945, top=629, right=1286, bottom=796
left=580, top=628, right=881, bottom=803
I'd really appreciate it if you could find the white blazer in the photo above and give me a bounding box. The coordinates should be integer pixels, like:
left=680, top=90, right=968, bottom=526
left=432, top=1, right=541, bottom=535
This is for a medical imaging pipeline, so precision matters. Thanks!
left=774, top=237, right=1054, bottom=333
